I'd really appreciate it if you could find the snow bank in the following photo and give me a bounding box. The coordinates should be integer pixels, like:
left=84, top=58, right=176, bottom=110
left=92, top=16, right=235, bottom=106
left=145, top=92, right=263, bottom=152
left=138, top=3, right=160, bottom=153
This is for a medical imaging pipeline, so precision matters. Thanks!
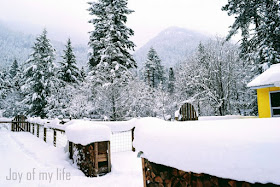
left=247, top=63, right=280, bottom=88
left=65, top=120, right=111, bottom=145
left=133, top=117, right=280, bottom=185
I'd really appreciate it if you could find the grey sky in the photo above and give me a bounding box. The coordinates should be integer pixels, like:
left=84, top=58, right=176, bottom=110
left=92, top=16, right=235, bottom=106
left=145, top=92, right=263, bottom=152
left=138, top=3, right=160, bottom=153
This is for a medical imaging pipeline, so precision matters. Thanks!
left=0, top=0, right=234, bottom=48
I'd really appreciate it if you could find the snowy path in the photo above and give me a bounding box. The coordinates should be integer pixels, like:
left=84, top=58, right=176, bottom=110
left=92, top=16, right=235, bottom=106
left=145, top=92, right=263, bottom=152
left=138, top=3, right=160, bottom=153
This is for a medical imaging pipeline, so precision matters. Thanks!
left=0, top=129, right=143, bottom=187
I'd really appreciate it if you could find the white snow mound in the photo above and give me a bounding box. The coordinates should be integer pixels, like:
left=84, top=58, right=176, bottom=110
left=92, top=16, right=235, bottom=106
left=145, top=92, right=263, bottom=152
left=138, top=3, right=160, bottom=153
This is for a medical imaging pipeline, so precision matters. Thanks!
left=65, top=120, right=111, bottom=145
left=133, top=117, right=280, bottom=185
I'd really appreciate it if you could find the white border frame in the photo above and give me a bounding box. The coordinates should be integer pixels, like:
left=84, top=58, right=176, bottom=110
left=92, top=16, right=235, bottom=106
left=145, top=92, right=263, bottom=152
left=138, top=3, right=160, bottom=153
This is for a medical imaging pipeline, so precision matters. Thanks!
left=269, top=90, right=280, bottom=117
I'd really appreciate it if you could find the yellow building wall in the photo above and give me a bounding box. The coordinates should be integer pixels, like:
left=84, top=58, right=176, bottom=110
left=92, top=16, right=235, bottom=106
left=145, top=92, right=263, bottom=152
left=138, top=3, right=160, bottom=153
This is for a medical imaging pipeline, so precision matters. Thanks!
left=257, top=87, right=280, bottom=118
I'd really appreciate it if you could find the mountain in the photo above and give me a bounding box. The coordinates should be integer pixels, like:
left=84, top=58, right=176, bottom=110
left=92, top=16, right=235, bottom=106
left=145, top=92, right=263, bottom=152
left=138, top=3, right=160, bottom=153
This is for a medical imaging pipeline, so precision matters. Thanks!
left=133, top=27, right=208, bottom=68
left=0, top=22, right=88, bottom=69
left=0, top=23, right=34, bottom=69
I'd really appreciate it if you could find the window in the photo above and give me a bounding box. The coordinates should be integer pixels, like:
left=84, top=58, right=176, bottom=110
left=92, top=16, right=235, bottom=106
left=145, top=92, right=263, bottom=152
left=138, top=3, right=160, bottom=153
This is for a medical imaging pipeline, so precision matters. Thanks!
left=270, top=91, right=280, bottom=117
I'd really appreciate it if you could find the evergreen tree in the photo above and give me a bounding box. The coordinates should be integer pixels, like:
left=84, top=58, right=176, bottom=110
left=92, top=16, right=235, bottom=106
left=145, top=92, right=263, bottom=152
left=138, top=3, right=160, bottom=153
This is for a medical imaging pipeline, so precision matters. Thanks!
left=167, top=67, right=175, bottom=94
left=9, top=59, right=19, bottom=78
left=88, top=0, right=136, bottom=121
left=22, top=29, right=56, bottom=118
left=88, top=0, right=136, bottom=70
left=144, top=47, right=164, bottom=88
left=80, top=66, right=86, bottom=80
left=59, top=38, right=80, bottom=83
left=222, top=0, right=280, bottom=70
left=4, top=64, right=25, bottom=117
left=0, top=69, right=10, bottom=113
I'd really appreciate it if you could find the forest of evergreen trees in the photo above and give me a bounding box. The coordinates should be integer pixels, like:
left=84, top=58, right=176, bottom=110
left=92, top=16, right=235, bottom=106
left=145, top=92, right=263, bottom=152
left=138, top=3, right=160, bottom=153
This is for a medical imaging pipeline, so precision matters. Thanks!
left=0, top=0, right=279, bottom=120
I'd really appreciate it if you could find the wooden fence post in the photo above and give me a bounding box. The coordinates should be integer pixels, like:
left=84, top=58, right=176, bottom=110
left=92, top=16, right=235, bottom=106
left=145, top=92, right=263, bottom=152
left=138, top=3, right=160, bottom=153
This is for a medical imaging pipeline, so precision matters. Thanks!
left=53, top=130, right=56, bottom=147
left=94, top=142, right=98, bottom=174
left=32, top=124, right=34, bottom=135
left=108, top=141, right=111, bottom=172
left=37, top=124, right=39, bottom=137
left=69, top=142, right=73, bottom=159
left=44, top=128, right=47, bottom=142
left=132, top=127, right=135, bottom=152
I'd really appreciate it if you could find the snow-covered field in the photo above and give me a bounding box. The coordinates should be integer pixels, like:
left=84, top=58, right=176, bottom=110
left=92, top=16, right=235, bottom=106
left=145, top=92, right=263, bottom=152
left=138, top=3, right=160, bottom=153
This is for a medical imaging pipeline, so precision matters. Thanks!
left=0, top=128, right=143, bottom=187
left=2, top=116, right=280, bottom=186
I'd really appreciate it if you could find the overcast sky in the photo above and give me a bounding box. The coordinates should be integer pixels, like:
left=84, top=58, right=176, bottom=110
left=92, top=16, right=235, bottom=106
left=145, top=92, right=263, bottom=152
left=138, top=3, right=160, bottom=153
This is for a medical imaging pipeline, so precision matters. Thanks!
left=0, top=0, right=234, bottom=48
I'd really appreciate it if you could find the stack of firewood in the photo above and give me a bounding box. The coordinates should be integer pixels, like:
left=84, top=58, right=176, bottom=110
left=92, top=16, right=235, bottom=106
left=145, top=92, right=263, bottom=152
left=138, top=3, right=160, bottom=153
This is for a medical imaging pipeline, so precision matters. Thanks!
left=142, top=158, right=276, bottom=187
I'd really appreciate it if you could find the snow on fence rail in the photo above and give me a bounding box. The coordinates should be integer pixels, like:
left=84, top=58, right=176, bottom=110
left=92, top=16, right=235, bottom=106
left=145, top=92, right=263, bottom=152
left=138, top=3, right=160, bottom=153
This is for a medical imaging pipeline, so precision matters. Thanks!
left=25, top=117, right=136, bottom=153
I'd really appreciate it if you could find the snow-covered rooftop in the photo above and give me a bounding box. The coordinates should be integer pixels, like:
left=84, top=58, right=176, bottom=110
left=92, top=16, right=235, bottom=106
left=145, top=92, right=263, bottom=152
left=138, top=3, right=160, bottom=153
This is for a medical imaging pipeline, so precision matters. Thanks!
left=133, top=117, right=280, bottom=185
left=247, top=64, right=280, bottom=88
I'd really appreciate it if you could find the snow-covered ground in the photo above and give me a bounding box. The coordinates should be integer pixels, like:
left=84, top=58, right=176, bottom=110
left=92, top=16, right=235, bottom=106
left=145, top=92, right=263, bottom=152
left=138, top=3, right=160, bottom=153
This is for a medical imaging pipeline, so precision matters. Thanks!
left=0, top=128, right=143, bottom=187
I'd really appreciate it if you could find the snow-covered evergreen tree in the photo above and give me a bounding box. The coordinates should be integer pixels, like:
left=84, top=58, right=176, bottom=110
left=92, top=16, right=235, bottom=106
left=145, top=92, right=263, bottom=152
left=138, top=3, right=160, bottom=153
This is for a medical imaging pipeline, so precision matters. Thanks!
left=167, top=67, right=175, bottom=94
left=87, top=0, right=136, bottom=70
left=144, top=47, right=164, bottom=88
left=0, top=69, right=10, bottom=113
left=58, top=38, right=80, bottom=83
left=87, top=0, right=136, bottom=121
left=22, top=29, right=57, bottom=118
left=9, top=59, right=19, bottom=78
left=222, top=0, right=280, bottom=71
left=3, top=63, right=25, bottom=117
left=80, top=66, right=86, bottom=80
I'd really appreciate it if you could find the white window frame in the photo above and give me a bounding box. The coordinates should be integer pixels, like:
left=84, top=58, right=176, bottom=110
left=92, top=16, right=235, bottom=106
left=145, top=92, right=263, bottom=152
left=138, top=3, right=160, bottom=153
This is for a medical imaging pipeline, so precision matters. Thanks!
left=269, top=90, right=280, bottom=117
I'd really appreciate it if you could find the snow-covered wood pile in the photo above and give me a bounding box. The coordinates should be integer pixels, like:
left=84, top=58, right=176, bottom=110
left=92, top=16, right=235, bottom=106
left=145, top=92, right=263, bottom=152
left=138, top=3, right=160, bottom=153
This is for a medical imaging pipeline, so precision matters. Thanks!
left=133, top=117, right=280, bottom=185
left=65, top=120, right=112, bottom=177
left=65, top=120, right=111, bottom=145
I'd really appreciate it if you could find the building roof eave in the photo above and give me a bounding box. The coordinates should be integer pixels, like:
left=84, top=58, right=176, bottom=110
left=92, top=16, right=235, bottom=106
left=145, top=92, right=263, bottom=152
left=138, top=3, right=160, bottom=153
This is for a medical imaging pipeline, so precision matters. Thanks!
left=248, top=84, right=275, bottom=90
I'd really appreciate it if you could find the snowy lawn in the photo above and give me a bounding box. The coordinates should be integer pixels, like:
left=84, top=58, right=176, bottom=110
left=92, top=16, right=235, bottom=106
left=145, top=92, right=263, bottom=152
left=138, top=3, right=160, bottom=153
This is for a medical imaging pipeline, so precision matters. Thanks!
left=0, top=128, right=143, bottom=187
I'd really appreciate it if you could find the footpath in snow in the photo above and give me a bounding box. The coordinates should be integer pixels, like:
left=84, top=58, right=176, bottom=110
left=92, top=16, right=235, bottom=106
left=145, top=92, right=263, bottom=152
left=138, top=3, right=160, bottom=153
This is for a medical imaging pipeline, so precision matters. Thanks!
left=0, top=127, right=142, bottom=187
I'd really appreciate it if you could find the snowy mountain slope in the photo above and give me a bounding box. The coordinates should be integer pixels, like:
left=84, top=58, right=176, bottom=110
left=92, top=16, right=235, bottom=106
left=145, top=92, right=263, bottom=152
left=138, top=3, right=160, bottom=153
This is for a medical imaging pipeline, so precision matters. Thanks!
left=133, top=27, right=208, bottom=68
left=0, top=23, right=34, bottom=69
left=0, top=22, right=88, bottom=69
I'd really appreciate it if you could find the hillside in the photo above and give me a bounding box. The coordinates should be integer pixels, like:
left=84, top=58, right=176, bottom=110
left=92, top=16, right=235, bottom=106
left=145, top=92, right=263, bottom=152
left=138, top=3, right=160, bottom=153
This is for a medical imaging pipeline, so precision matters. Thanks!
left=133, top=27, right=208, bottom=68
left=0, top=23, right=88, bottom=69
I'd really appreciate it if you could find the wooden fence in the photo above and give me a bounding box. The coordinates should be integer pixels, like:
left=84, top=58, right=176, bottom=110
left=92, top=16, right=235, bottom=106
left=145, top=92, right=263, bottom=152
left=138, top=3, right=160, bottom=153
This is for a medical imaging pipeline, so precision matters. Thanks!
left=2, top=115, right=135, bottom=152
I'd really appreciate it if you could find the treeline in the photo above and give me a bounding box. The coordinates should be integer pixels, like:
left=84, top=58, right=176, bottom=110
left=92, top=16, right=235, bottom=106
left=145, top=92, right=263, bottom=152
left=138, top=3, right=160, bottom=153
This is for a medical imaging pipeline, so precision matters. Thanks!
left=0, top=32, right=257, bottom=120
left=3, top=0, right=279, bottom=120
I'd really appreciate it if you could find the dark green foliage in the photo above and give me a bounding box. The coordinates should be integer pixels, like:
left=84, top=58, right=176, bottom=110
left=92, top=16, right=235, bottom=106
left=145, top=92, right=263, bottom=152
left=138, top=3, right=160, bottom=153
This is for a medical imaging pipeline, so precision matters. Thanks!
left=88, top=0, right=136, bottom=70
left=88, top=0, right=137, bottom=121
left=167, top=67, right=175, bottom=94
left=222, top=0, right=280, bottom=69
left=23, top=29, right=56, bottom=118
left=9, top=59, right=19, bottom=78
left=59, top=38, right=80, bottom=83
left=144, top=47, right=165, bottom=88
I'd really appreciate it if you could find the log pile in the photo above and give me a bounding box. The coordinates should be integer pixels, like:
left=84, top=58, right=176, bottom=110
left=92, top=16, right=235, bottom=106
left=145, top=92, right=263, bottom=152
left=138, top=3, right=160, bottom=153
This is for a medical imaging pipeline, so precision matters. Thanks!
left=142, top=158, right=278, bottom=187
left=71, top=141, right=111, bottom=177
